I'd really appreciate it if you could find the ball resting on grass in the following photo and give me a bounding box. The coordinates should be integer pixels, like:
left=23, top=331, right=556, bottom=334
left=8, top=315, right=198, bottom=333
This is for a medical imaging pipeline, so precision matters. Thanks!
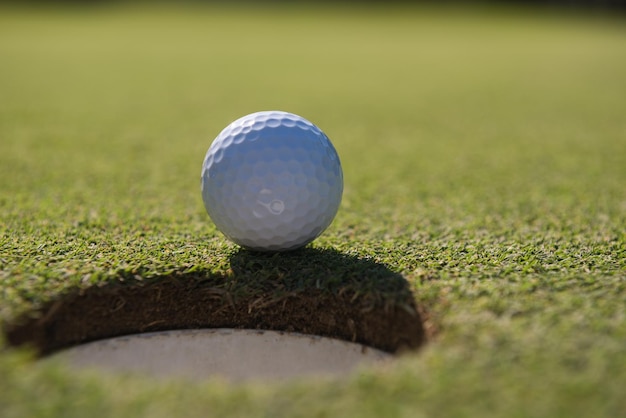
left=201, top=111, right=343, bottom=252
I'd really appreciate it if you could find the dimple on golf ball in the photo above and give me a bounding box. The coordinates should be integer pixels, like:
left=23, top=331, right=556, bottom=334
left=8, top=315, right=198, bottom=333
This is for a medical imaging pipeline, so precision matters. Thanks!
left=201, top=111, right=343, bottom=252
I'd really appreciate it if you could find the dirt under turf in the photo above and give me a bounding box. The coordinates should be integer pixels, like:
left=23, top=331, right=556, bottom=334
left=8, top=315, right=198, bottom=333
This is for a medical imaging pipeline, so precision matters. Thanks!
left=4, top=249, right=426, bottom=356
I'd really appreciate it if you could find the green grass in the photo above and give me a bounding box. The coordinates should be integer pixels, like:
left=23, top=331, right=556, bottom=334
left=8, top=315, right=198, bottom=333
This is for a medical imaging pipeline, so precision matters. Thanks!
left=1, top=4, right=625, bottom=417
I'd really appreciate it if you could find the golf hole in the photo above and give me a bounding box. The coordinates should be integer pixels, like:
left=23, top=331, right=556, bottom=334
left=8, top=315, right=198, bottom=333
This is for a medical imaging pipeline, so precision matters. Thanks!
left=5, top=249, right=428, bottom=381
left=50, top=328, right=391, bottom=381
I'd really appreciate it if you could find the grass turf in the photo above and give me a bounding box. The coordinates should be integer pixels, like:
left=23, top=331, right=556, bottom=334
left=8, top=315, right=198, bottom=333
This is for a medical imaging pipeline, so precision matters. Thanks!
left=1, top=4, right=625, bottom=417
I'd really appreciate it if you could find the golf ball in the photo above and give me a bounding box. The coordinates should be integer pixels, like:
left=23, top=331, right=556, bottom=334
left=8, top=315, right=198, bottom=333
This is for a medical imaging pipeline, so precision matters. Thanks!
left=201, top=111, right=343, bottom=252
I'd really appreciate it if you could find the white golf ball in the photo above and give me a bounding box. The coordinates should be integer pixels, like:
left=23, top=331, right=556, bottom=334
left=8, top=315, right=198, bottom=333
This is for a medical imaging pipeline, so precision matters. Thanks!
left=201, top=111, right=343, bottom=252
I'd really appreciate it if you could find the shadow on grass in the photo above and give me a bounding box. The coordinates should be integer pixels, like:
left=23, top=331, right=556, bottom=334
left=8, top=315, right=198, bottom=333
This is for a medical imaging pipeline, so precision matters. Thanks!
left=4, top=247, right=425, bottom=355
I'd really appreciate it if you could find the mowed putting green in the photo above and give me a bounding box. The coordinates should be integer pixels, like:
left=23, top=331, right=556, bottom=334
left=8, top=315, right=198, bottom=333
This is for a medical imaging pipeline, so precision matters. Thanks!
left=1, top=4, right=625, bottom=417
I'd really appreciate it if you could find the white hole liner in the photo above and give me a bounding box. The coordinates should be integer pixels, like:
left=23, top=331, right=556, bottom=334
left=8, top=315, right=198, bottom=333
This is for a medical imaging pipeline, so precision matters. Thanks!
left=51, top=329, right=391, bottom=381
